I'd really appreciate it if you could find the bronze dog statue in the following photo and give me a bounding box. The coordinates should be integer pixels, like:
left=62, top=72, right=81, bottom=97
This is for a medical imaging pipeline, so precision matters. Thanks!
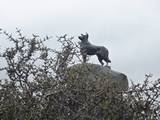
left=78, top=33, right=111, bottom=66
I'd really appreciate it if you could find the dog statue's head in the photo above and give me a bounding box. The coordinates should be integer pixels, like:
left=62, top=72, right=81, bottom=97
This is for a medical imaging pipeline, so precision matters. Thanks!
left=78, top=33, right=89, bottom=42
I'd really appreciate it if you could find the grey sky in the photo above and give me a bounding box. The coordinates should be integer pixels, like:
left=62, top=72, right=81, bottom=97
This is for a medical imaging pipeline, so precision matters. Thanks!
left=0, top=0, right=160, bottom=83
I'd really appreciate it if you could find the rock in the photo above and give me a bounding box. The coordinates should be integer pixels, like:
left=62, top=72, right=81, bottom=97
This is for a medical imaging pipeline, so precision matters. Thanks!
left=67, top=63, right=128, bottom=91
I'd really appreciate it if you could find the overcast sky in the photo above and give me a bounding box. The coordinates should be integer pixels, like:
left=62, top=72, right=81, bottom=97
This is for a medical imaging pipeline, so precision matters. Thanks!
left=0, top=0, right=160, bottom=83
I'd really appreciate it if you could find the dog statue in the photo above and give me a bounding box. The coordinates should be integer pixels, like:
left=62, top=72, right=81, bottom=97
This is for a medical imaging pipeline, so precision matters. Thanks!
left=78, top=33, right=111, bottom=66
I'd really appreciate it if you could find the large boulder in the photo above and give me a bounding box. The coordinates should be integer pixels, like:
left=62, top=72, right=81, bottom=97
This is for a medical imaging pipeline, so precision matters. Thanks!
left=67, top=63, right=128, bottom=91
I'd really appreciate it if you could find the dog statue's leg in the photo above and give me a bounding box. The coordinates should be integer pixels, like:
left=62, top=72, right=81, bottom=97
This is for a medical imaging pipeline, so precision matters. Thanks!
left=80, top=48, right=87, bottom=63
left=82, top=54, right=87, bottom=63
left=104, top=57, right=111, bottom=66
left=97, top=55, right=104, bottom=66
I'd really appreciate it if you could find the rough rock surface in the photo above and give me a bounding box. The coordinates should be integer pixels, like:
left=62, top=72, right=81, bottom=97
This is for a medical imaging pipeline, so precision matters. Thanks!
left=68, top=63, right=128, bottom=91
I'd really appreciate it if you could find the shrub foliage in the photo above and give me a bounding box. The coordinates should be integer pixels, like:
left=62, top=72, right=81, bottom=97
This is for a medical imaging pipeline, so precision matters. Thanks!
left=0, top=29, right=160, bottom=120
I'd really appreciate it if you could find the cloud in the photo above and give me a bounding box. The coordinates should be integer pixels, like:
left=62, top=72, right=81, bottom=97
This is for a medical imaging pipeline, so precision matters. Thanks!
left=0, top=0, right=160, bottom=82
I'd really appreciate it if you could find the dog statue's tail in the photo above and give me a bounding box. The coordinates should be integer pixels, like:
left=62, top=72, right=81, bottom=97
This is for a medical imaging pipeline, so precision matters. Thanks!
left=106, top=58, right=111, bottom=64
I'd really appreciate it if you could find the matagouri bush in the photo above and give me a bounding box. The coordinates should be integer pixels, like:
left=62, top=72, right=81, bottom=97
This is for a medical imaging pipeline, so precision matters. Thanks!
left=0, top=29, right=160, bottom=120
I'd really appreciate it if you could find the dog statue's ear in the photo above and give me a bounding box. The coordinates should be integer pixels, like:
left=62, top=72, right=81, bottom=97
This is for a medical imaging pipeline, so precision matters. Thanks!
left=81, top=34, right=84, bottom=36
left=86, top=32, right=89, bottom=39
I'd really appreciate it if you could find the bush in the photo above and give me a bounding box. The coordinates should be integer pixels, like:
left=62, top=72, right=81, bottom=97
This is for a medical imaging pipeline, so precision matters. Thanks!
left=0, top=29, right=160, bottom=120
